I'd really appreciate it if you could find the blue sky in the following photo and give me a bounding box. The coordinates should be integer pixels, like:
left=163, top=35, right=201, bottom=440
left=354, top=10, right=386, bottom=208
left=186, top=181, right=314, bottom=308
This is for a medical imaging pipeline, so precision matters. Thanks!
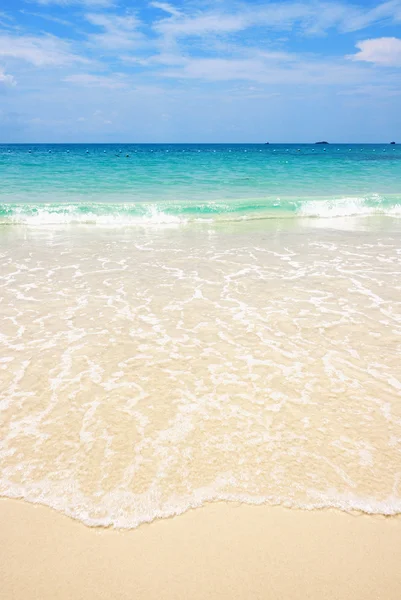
left=0, top=0, right=400, bottom=142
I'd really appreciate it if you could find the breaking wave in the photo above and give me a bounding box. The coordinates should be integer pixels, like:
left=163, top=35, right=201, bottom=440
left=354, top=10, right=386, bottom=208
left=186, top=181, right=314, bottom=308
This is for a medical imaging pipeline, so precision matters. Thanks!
left=1, top=194, right=401, bottom=226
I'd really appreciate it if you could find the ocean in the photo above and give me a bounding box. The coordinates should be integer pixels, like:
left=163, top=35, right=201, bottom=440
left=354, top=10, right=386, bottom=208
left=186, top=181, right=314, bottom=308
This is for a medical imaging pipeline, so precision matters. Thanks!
left=0, top=144, right=400, bottom=527
left=1, top=143, right=401, bottom=222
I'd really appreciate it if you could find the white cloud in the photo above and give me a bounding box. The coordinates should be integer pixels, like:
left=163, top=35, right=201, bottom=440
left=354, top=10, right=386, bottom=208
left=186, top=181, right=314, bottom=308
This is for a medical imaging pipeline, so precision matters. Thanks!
left=0, top=10, right=17, bottom=31
left=0, top=34, right=88, bottom=66
left=121, top=52, right=187, bottom=67
left=19, top=10, right=74, bottom=27
left=151, top=0, right=401, bottom=40
left=64, top=73, right=128, bottom=88
left=0, top=68, right=16, bottom=86
left=150, top=2, right=182, bottom=17
left=348, top=37, right=401, bottom=66
left=160, top=54, right=368, bottom=86
left=85, top=13, right=144, bottom=49
left=341, top=0, right=401, bottom=31
left=85, top=13, right=139, bottom=29
left=154, top=12, right=250, bottom=38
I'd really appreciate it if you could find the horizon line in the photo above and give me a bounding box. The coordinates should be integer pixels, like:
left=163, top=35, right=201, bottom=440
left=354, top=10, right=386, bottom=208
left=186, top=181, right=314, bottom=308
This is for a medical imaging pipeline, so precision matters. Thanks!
left=0, top=142, right=397, bottom=145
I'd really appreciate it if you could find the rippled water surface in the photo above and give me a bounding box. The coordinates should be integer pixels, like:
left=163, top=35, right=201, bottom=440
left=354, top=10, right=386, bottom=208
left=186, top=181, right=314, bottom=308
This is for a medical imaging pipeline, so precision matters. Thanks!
left=1, top=220, right=401, bottom=527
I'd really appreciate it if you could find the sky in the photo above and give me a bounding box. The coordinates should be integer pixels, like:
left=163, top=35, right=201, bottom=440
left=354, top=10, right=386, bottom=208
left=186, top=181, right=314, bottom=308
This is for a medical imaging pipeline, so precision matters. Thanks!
left=0, top=0, right=400, bottom=142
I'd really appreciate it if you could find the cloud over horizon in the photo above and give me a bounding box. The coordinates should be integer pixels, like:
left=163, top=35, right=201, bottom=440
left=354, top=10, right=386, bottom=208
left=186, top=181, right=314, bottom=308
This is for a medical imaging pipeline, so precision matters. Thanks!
left=0, top=0, right=400, bottom=141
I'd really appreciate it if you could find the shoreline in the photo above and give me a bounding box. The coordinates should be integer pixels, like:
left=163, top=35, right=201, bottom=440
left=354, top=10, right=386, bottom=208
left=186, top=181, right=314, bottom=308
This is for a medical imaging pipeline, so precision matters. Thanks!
left=2, top=498, right=401, bottom=600
left=1, top=491, right=401, bottom=530
left=1, top=212, right=401, bottom=230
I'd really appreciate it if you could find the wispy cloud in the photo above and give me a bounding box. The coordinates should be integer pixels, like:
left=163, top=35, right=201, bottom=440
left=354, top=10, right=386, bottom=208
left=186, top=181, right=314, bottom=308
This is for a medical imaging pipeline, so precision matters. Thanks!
left=151, top=0, right=401, bottom=40
left=2, top=0, right=401, bottom=142
left=0, top=33, right=88, bottom=66
left=19, top=9, right=74, bottom=27
left=85, top=12, right=145, bottom=49
left=150, top=2, right=182, bottom=18
left=341, top=0, right=401, bottom=31
left=348, top=37, right=401, bottom=66
left=159, top=54, right=369, bottom=86
left=153, top=10, right=250, bottom=39
left=337, top=83, right=401, bottom=96
left=0, top=10, right=16, bottom=30
left=64, top=72, right=128, bottom=87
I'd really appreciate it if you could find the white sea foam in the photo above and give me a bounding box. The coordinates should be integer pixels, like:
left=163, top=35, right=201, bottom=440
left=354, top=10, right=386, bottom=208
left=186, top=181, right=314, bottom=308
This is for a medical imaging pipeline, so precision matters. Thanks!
left=1, top=196, right=401, bottom=226
left=1, top=223, right=401, bottom=529
left=1, top=205, right=186, bottom=226
left=299, top=197, right=401, bottom=218
left=1, top=479, right=401, bottom=530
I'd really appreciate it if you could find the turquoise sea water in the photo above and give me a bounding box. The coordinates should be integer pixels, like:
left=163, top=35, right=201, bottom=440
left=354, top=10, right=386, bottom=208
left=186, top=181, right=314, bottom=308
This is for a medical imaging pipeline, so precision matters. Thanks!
left=0, top=144, right=400, bottom=223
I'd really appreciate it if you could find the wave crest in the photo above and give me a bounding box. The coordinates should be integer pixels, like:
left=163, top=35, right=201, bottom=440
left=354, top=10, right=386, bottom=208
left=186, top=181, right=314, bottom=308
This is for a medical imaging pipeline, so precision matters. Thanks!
left=1, top=195, right=400, bottom=226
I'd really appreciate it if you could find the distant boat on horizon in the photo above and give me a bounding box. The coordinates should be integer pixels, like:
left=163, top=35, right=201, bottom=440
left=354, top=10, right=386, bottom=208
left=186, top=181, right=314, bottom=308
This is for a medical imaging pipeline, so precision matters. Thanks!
left=315, top=141, right=329, bottom=144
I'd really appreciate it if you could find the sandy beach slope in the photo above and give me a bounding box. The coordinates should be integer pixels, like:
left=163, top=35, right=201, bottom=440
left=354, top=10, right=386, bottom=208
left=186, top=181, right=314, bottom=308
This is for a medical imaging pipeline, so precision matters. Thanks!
left=1, top=498, right=401, bottom=600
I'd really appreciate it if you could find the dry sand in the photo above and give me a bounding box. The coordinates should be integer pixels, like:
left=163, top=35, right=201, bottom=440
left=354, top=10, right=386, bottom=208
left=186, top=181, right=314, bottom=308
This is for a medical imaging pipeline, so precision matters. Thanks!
left=1, top=498, right=401, bottom=600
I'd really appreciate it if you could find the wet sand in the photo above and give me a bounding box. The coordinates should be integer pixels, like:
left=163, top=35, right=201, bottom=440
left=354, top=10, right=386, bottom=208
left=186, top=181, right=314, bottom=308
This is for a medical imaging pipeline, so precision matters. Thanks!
left=1, top=498, right=401, bottom=600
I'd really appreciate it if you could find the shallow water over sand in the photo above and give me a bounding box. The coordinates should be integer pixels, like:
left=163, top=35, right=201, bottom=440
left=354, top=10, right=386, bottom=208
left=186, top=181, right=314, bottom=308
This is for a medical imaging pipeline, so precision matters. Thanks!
left=1, top=219, right=401, bottom=527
